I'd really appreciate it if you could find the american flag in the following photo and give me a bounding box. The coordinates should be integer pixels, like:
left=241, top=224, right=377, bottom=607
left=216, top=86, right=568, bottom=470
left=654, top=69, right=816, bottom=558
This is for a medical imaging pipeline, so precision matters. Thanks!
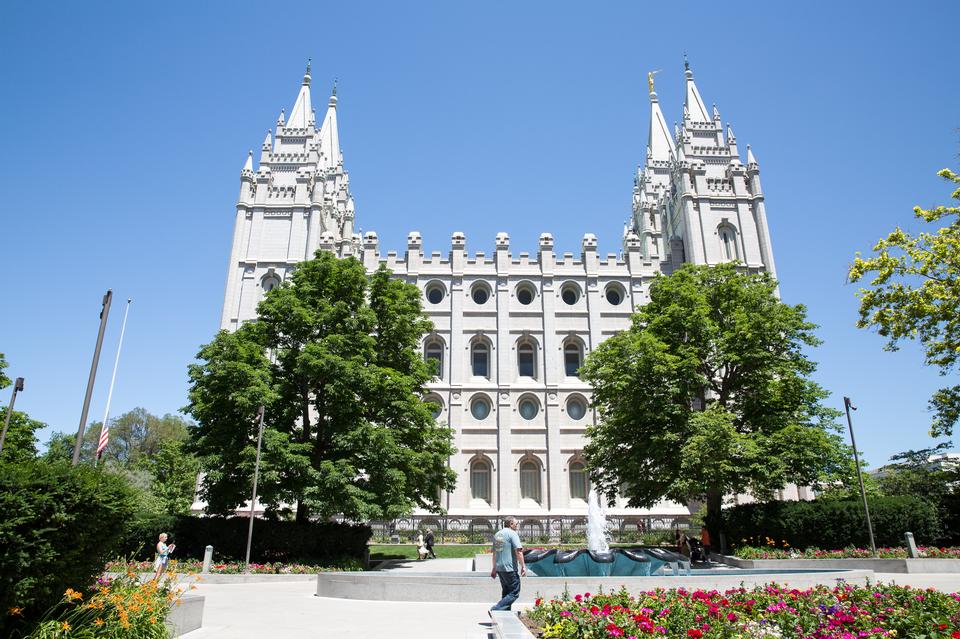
left=96, top=420, right=110, bottom=458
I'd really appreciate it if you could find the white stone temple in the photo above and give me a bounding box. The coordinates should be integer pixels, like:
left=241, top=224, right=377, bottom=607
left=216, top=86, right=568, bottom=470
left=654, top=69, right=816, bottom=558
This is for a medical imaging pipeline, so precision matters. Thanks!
left=219, top=61, right=793, bottom=533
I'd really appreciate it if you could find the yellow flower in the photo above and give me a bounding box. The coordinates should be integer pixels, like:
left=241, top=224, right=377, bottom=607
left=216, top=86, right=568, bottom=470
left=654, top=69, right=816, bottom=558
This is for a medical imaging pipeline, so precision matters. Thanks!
left=60, top=620, right=71, bottom=631
left=8, top=607, right=23, bottom=616
left=150, top=616, right=158, bottom=624
left=94, top=618, right=104, bottom=626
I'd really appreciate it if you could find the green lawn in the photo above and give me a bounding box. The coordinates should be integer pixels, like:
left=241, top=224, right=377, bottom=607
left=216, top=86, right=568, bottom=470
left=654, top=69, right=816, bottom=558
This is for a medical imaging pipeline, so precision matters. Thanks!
left=369, top=544, right=487, bottom=560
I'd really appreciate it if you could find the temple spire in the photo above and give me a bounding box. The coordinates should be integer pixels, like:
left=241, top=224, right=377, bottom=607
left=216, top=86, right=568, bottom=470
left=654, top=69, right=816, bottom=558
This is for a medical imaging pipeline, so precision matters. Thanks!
left=683, top=59, right=710, bottom=122
left=646, top=76, right=675, bottom=161
left=318, top=86, right=341, bottom=167
left=287, top=62, right=314, bottom=129
left=242, top=150, right=253, bottom=172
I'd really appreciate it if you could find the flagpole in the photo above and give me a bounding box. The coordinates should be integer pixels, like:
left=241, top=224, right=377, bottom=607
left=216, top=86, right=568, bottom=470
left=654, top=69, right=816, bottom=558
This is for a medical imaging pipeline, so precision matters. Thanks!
left=95, top=298, right=132, bottom=465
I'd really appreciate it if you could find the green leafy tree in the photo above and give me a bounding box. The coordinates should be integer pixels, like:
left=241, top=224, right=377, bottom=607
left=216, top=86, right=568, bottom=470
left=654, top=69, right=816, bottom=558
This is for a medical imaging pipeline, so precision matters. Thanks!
left=849, top=168, right=960, bottom=437
left=0, top=352, right=10, bottom=390
left=134, top=439, right=200, bottom=515
left=0, top=408, right=45, bottom=463
left=187, top=252, right=456, bottom=522
left=582, top=263, right=846, bottom=540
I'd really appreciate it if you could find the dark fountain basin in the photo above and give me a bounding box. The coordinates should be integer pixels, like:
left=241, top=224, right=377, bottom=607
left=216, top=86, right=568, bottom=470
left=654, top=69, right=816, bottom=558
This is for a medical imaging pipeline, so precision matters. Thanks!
left=523, top=547, right=691, bottom=577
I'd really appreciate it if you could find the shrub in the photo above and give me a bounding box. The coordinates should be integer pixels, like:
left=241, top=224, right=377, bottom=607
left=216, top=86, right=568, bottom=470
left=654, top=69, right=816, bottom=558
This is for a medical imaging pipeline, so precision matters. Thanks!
left=0, top=460, right=139, bottom=636
left=723, top=496, right=941, bottom=551
left=164, top=516, right=371, bottom=564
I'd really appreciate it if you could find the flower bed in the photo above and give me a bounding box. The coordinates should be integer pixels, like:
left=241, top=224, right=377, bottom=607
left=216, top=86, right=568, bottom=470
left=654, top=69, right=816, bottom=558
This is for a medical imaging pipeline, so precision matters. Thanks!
left=105, top=558, right=362, bottom=574
left=734, top=546, right=960, bottom=560
left=528, top=583, right=960, bottom=638
left=11, top=563, right=195, bottom=638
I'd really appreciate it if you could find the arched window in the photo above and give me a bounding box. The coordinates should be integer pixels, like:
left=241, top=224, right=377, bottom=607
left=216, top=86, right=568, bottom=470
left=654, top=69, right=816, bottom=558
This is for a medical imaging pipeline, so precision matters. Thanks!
left=519, top=459, right=541, bottom=503
left=604, top=283, right=625, bottom=306
left=471, top=281, right=491, bottom=305
left=517, top=340, right=537, bottom=378
left=471, top=340, right=490, bottom=378
left=719, top=225, right=739, bottom=261
left=424, top=338, right=444, bottom=379
left=518, top=396, right=539, bottom=420
left=261, top=274, right=281, bottom=293
left=470, top=395, right=491, bottom=420
left=470, top=459, right=491, bottom=502
left=569, top=460, right=588, bottom=501
left=566, top=395, right=587, bottom=420
left=560, top=282, right=581, bottom=305
left=516, top=282, right=536, bottom=306
left=424, top=394, right=443, bottom=420
left=564, top=340, right=584, bottom=377
left=425, top=281, right=446, bottom=305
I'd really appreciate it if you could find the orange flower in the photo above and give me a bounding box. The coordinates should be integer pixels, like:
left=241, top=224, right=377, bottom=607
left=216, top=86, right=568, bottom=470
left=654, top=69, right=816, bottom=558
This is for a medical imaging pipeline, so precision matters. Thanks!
left=64, top=588, right=83, bottom=601
left=150, top=616, right=158, bottom=624
left=94, top=618, right=105, bottom=626
left=7, top=607, right=23, bottom=616
left=60, top=620, right=71, bottom=631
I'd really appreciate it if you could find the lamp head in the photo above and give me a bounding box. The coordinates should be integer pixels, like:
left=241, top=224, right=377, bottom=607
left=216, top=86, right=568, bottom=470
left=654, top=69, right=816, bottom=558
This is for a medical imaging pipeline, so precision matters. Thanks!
left=14, top=377, right=23, bottom=392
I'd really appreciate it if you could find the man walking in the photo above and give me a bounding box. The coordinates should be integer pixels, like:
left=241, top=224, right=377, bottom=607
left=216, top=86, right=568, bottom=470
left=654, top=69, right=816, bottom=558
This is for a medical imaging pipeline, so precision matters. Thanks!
left=424, top=529, right=436, bottom=559
left=490, top=516, right=526, bottom=611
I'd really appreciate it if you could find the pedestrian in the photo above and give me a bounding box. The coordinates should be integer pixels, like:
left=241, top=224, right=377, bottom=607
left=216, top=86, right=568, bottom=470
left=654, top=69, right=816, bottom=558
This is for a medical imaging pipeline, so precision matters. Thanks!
left=677, top=531, right=691, bottom=558
left=424, top=529, right=436, bottom=559
left=700, top=526, right=712, bottom=561
left=153, top=533, right=175, bottom=580
left=489, top=516, right=526, bottom=612
left=415, top=531, right=428, bottom=561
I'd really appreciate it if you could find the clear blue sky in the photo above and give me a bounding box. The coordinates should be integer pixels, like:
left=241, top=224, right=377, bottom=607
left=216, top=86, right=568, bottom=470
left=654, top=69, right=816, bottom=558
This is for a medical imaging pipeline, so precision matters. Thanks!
left=1, top=1, right=957, bottom=469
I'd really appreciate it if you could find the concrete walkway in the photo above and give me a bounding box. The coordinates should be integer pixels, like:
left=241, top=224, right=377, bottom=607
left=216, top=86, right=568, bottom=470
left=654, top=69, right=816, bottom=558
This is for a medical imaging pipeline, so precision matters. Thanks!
left=376, top=557, right=475, bottom=572
left=180, top=570, right=960, bottom=639
left=181, top=581, right=496, bottom=639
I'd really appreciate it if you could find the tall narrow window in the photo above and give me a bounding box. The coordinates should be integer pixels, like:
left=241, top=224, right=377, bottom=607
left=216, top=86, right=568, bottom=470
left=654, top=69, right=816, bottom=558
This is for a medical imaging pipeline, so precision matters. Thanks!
left=470, top=460, right=491, bottom=502
left=519, top=460, right=541, bottom=503
left=517, top=341, right=536, bottom=378
left=472, top=341, right=490, bottom=378
left=569, top=461, right=588, bottom=501
left=424, top=340, right=444, bottom=379
left=564, top=341, right=583, bottom=377
left=719, top=226, right=739, bottom=261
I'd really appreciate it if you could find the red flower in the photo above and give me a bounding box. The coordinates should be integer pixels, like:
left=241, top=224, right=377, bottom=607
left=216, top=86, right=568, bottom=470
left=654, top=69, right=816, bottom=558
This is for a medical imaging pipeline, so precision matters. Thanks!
left=606, top=623, right=624, bottom=637
left=951, top=631, right=960, bottom=639
left=687, top=631, right=702, bottom=638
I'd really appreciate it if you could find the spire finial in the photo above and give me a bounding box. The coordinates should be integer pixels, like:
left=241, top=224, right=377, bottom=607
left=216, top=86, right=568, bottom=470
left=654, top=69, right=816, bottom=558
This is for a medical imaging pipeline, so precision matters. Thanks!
left=303, top=58, right=312, bottom=85
left=684, top=53, right=690, bottom=71
left=332, top=79, right=337, bottom=96
left=647, top=69, right=661, bottom=97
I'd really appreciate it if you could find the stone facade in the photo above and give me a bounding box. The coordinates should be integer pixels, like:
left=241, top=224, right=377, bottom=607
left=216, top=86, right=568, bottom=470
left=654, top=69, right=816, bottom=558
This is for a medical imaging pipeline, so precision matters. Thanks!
left=219, top=62, right=780, bottom=521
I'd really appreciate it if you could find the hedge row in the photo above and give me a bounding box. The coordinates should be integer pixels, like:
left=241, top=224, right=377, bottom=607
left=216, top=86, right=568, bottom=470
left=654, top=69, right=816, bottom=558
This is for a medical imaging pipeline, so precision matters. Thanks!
left=157, top=516, right=372, bottom=564
left=0, top=460, right=139, bottom=637
left=723, top=495, right=941, bottom=550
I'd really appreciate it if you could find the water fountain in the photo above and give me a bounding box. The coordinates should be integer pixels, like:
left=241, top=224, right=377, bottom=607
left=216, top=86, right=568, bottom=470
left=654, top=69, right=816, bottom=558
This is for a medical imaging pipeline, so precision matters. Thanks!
left=523, top=488, right=690, bottom=577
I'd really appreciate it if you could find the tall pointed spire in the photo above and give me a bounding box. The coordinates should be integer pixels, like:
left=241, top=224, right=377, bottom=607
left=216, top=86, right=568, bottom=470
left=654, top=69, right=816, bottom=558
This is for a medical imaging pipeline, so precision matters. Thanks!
left=746, top=144, right=758, bottom=166
left=318, top=84, right=341, bottom=168
left=683, top=59, right=710, bottom=122
left=646, top=76, right=675, bottom=161
left=242, top=150, right=253, bottom=172
left=287, top=60, right=313, bottom=129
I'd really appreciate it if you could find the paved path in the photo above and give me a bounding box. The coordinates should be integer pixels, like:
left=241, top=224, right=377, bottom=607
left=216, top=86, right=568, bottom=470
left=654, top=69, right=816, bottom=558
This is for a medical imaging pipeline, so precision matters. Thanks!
left=181, top=570, right=960, bottom=639
left=182, top=581, right=497, bottom=639
left=377, top=557, right=475, bottom=573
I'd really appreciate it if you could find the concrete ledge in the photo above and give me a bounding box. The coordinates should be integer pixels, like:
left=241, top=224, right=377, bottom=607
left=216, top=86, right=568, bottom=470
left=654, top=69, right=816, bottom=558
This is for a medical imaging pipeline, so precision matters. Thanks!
left=717, top=556, right=960, bottom=574
left=167, top=594, right=203, bottom=636
left=316, top=570, right=874, bottom=602
left=491, top=610, right=535, bottom=639
left=123, top=572, right=319, bottom=584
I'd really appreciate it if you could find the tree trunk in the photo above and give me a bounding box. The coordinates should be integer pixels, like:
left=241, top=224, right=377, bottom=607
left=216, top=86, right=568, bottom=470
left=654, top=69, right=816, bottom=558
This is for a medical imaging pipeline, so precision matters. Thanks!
left=705, top=487, right=723, bottom=555
left=296, top=500, right=310, bottom=524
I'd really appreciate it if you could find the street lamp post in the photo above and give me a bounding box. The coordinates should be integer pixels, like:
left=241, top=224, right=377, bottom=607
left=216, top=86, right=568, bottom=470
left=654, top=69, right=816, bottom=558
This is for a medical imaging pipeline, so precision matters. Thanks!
left=0, top=377, right=25, bottom=454
left=844, top=396, right=877, bottom=557
left=73, top=290, right=113, bottom=465
left=244, top=404, right=267, bottom=571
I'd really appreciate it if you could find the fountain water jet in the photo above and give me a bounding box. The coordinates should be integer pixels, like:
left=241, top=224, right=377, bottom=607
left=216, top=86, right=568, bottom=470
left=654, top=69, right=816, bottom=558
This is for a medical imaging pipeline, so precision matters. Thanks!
left=586, top=487, right=610, bottom=553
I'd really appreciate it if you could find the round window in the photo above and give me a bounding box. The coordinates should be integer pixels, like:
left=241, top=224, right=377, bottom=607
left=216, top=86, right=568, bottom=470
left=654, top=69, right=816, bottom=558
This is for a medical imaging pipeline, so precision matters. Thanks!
left=425, top=283, right=445, bottom=305
left=605, top=285, right=623, bottom=305
left=470, top=396, right=491, bottom=420
left=567, top=397, right=587, bottom=420
left=427, top=400, right=443, bottom=419
left=516, top=284, right=535, bottom=306
left=519, top=398, right=539, bottom=420
left=471, top=283, right=490, bottom=304
left=561, top=284, right=580, bottom=305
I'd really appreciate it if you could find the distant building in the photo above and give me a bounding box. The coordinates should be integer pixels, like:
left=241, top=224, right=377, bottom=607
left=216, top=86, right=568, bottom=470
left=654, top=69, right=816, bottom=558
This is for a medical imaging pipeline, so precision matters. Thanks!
left=218, top=62, right=780, bottom=532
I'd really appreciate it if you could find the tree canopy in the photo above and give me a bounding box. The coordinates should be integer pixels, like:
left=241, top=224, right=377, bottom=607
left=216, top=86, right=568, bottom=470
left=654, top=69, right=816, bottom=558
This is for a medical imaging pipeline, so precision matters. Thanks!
left=581, top=263, right=846, bottom=536
left=849, top=168, right=960, bottom=437
left=186, top=251, right=456, bottom=522
left=0, top=353, right=45, bottom=462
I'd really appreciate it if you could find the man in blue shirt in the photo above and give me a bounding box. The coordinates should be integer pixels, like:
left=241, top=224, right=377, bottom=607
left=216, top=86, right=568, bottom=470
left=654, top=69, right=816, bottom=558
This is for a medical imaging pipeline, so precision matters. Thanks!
left=489, top=516, right=526, bottom=611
